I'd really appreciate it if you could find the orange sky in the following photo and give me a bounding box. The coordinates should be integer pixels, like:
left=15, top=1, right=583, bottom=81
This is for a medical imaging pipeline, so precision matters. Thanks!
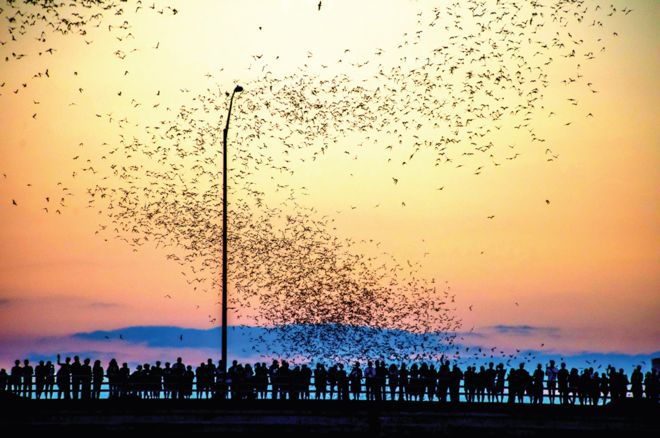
left=0, top=0, right=658, bottom=357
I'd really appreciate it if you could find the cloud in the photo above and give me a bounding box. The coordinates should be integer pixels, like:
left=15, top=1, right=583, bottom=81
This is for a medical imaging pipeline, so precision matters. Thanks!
left=487, top=325, right=560, bottom=337
left=1, top=324, right=658, bottom=372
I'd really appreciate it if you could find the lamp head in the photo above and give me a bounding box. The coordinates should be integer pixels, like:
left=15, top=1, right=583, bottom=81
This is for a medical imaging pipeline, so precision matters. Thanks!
left=234, top=85, right=244, bottom=93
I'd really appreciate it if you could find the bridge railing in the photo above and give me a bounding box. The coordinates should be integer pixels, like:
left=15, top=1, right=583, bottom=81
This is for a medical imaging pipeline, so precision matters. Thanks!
left=2, top=376, right=644, bottom=404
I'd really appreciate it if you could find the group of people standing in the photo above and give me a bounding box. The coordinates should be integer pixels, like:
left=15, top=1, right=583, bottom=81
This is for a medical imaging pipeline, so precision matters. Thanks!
left=1, top=355, right=657, bottom=405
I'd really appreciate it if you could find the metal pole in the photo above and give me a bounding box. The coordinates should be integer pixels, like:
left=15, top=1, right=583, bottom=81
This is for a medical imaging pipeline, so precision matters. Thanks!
left=221, top=91, right=235, bottom=373
left=220, top=85, right=242, bottom=374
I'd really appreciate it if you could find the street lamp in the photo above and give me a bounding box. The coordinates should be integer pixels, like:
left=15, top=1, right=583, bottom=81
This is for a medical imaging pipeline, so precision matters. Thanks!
left=221, top=84, right=243, bottom=373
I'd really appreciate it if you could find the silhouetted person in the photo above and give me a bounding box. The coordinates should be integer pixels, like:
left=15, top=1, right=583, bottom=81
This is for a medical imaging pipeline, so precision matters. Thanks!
left=599, top=369, right=610, bottom=404
left=80, top=358, right=92, bottom=399
left=507, top=367, right=517, bottom=403
left=107, top=358, right=119, bottom=399
left=214, top=360, right=228, bottom=400
left=327, top=364, right=337, bottom=400
left=644, top=369, right=657, bottom=401
left=44, top=361, right=55, bottom=399
left=152, top=361, right=163, bottom=399
left=568, top=368, right=579, bottom=404
left=255, top=363, right=268, bottom=399
left=398, top=363, right=409, bottom=401
left=494, top=363, right=505, bottom=403
left=484, top=362, right=497, bottom=403
left=92, top=360, right=104, bottom=399
left=631, top=365, right=643, bottom=400
left=278, top=361, right=290, bottom=400
left=557, top=362, right=569, bottom=404
left=349, top=362, right=362, bottom=400
left=364, top=361, right=376, bottom=401
left=0, top=369, right=7, bottom=393
left=449, top=364, right=462, bottom=403
left=184, top=365, right=194, bottom=398
left=130, top=365, right=142, bottom=398
left=476, top=365, right=486, bottom=402
left=464, top=366, right=475, bottom=402
left=516, top=363, right=529, bottom=403
left=617, top=368, right=629, bottom=401
left=21, top=359, right=33, bottom=398
left=301, top=364, right=311, bottom=400
left=162, top=362, right=173, bottom=399
left=291, top=362, right=302, bottom=400
left=436, top=360, right=449, bottom=402
left=56, top=354, right=71, bottom=400
left=425, top=363, right=437, bottom=402
left=172, top=357, right=185, bottom=400
left=268, top=360, right=280, bottom=400
left=118, top=362, right=130, bottom=398
left=375, top=360, right=387, bottom=401
left=532, top=364, right=544, bottom=404
left=578, top=368, right=591, bottom=405
left=35, top=360, right=46, bottom=399
left=71, top=355, right=82, bottom=399
left=195, top=362, right=206, bottom=399
left=228, top=360, right=241, bottom=400
left=10, top=360, right=22, bottom=395
left=388, top=363, right=399, bottom=401
left=314, top=363, right=327, bottom=400
left=376, top=360, right=387, bottom=401
left=409, top=363, right=420, bottom=401
left=337, top=363, right=349, bottom=401
left=546, top=360, right=558, bottom=404
left=245, top=363, right=256, bottom=400
left=591, top=372, right=601, bottom=405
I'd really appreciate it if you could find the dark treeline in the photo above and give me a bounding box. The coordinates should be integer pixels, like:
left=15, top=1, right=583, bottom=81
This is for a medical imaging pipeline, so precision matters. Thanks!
left=1, top=356, right=658, bottom=405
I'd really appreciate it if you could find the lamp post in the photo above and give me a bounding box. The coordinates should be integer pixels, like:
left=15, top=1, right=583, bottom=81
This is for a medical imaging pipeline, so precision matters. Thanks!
left=221, top=84, right=243, bottom=373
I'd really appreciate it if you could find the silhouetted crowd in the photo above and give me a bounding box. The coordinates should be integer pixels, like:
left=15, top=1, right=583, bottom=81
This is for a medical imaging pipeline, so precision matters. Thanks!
left=1, top=356, right=658, bottom=405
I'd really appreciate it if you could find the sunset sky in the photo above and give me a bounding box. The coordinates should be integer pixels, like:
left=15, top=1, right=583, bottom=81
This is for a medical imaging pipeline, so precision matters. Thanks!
left=0, top=0, right=658, bottom=368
